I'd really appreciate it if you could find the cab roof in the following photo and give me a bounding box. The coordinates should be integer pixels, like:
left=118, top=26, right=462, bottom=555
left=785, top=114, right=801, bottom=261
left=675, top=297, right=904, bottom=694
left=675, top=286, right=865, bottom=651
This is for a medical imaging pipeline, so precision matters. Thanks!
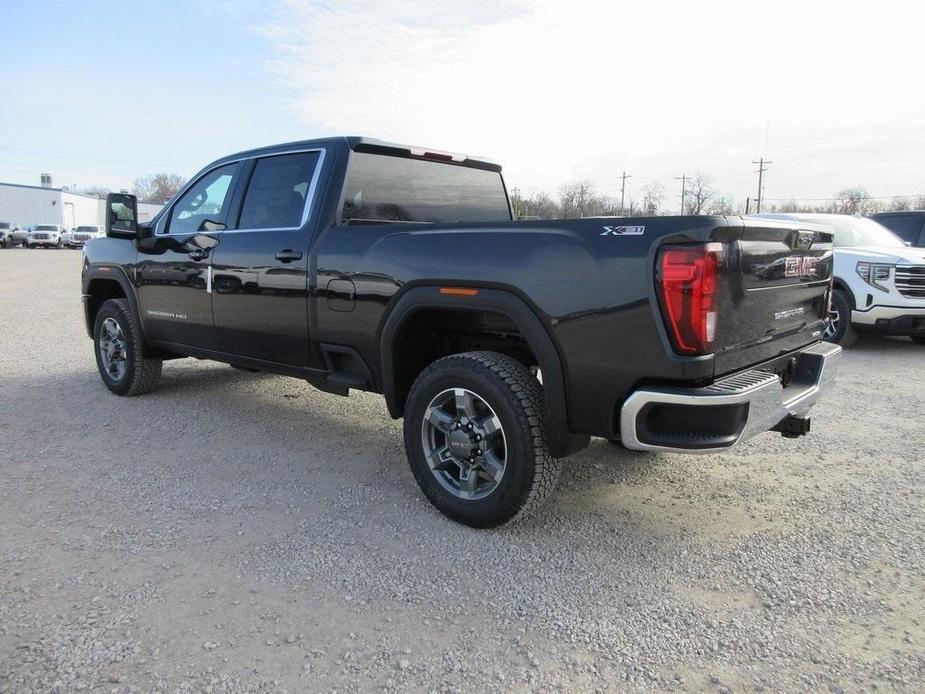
left=219, top=136, right=502, bottom=173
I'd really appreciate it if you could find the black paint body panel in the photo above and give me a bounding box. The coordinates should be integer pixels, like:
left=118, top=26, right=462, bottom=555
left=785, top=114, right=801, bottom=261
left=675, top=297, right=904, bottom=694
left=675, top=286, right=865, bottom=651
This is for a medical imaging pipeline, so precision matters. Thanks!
left=82, top=136, right=833, bottom=446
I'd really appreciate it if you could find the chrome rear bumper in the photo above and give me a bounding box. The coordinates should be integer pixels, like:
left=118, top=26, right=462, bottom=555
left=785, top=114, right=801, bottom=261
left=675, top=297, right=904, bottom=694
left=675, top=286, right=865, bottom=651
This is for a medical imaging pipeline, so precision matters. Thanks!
left=620, top=341, right=842, bottom=453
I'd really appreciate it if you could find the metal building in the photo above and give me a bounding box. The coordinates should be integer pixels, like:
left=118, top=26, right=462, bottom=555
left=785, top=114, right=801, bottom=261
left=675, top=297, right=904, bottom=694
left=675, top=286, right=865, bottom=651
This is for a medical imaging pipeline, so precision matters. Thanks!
left=0, top=180, right=163, bottom=229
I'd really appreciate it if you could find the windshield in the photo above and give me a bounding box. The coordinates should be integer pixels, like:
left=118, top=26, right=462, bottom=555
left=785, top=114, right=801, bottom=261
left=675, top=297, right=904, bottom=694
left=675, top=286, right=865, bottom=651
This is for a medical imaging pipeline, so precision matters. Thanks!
left=797, top=216, right=905, bottom=248
left=35, top=225, right=58, bottom=231
left=76, top=226, right=97, bottom=232
left=0, top=223, right=10, bottom=229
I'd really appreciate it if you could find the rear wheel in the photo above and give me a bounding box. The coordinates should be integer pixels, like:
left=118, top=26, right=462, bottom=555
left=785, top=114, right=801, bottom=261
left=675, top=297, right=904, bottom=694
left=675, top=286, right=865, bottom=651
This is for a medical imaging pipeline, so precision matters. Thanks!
left=93, top=298, right=162, bottom=396
left=823, top=289, right=857, bottom=347
left=403, top=351, right=560, bottom=527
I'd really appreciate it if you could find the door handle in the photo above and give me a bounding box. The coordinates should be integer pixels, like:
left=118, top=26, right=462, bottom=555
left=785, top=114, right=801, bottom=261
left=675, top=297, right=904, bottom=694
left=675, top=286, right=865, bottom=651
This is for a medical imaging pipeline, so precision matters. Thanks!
left=275, top=250, right=303, bottom=262
left=188, top=248, right=209, bottom=261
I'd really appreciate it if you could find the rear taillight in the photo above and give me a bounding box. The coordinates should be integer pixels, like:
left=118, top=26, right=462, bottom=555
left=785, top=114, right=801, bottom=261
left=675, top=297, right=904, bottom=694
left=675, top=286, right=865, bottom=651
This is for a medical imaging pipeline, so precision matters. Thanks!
left=657, top=243, right=722, bottom=355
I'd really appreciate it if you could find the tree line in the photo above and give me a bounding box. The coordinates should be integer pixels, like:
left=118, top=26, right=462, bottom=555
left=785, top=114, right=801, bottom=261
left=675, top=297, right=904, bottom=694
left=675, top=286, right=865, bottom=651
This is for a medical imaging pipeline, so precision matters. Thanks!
left=512, top=178, right=925, bottom=219
left=69, top=173, right=187, bottom=204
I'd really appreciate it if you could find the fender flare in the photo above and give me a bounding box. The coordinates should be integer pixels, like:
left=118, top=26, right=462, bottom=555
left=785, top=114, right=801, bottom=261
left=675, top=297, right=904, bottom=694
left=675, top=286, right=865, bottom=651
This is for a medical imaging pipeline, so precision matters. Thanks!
left=378, top=285, right=588, bottom=457
left=83, top=265, right=143, bottom=339
left=832, top=277, right=856, bottom=308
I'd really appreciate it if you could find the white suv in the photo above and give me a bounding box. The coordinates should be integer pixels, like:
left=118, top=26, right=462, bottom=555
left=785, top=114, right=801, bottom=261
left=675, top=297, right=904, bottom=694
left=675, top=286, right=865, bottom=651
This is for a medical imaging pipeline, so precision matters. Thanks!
left=754, top=213, right=925, bottom=345
left=26, top=224, right=66, bottom=248
left=67, top=225, right=105, bottom=247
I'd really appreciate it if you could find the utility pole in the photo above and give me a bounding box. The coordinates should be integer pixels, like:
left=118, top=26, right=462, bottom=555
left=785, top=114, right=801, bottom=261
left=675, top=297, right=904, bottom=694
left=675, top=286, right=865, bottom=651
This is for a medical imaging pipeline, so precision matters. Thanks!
left=675, top=174, right=689, bottom=215
left=619, top=171, right=632, bottom=215
left=752, top=158, right=772, bottom=213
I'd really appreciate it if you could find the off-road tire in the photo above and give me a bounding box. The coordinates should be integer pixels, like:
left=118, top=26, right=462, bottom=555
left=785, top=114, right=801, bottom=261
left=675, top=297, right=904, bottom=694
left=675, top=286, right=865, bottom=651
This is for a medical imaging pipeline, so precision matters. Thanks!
left=403, top=351, right=560, bottom=528
left=93, top=298, right=162, bottom=396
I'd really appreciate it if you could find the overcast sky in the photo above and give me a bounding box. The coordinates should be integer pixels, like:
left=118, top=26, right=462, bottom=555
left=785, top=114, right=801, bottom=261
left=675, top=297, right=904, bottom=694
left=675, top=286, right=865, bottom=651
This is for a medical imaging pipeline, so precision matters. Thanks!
left=2, top=0, right=923, bottom=212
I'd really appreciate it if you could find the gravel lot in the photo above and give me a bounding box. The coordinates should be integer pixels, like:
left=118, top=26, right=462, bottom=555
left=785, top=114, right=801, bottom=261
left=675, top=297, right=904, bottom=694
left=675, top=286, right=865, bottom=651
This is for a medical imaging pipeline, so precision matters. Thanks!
left=1, top=248, right=923, bottom=693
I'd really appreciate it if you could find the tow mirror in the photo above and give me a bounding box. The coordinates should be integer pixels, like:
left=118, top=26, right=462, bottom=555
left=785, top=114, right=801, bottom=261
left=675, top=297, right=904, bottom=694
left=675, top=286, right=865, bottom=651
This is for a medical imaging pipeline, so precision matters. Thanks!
left=106, top=193, right=139, bottom=238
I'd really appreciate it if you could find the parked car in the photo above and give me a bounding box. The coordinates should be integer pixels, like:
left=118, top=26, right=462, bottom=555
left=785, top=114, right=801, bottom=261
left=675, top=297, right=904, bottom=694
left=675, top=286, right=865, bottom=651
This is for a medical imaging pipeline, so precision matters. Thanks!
left=82, top=136, right=841, bottom=526
left=10, top=225, right=30, bottom=247
left=870, top=211, right=925, bottom=247
left=67, top=225, right=105, bottom=248
left=0, top=222, right=13, bottom=248
left=26, top=224, right=65, bottom=248
left=60, top=228, right=76, bottom=247
left=753, top=213, right=925, bottom=345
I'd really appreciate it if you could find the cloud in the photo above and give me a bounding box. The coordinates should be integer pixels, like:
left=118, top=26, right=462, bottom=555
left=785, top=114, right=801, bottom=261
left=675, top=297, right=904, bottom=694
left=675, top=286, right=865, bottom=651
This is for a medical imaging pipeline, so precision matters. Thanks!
left=252, top=0, right=925, bottom=206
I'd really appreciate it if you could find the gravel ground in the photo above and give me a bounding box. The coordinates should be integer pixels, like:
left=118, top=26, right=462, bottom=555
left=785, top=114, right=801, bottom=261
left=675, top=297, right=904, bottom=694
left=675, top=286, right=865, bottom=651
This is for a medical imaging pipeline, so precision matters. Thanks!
left=1, top=248, right=923, bottom=693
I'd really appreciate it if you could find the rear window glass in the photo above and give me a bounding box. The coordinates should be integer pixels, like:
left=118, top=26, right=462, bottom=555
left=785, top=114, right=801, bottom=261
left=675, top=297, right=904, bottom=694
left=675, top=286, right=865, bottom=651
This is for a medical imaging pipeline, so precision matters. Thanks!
left=238, top=151, right=321, bottom=230
left=874, top=215, right=924, bottom=244
left=340, top=152, right=511, bottom=225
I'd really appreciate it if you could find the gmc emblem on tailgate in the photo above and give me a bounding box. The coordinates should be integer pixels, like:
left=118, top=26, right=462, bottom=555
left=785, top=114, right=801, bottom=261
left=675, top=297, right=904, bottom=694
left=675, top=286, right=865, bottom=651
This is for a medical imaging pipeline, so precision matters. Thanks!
left=784, top=256, right=818, bottom=278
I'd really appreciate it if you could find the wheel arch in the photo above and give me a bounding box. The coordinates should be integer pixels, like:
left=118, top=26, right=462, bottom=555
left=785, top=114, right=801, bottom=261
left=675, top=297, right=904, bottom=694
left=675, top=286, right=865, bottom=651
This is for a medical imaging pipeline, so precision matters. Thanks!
left=378, top=285, right=588, bottom=457
left=84, top=267, right=141, bottom=340
left=832, top=277, right=857, bottom=309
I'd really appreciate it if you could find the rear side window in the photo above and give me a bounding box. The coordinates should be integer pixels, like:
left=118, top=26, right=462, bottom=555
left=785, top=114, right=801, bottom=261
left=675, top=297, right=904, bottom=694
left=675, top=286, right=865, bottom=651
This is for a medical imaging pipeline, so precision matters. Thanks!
left=875, top=215, right=923, bottom=244
left=238, top=151, right=321, bottom=230
left=340, top=152, right=511, bottom=225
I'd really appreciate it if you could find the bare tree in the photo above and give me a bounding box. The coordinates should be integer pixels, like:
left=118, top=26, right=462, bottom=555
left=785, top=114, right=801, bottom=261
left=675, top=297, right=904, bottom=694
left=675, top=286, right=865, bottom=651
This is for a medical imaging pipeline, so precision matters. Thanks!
left=684, top=173, right=714, bottom=215
left=640, top=182, right=665, bottom=215
left=888, top=197, right=912, bottom=211
left=133, top=173, right=186, bottom=203
left=708, top=196, right=738, bottom=215
left=516, top=190, right=561, bottom=219
left=558, top=182, right=617, bottom=218
left=832, top=187, right=872, bottom=215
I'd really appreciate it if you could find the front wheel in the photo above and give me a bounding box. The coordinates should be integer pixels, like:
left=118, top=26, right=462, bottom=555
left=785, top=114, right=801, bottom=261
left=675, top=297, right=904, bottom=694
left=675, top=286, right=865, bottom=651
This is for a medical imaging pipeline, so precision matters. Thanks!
left=93, top=298, right=162, bottom=396
left=823, top=289, right=857, bottom=347
left=403, top=351, right=561, bottom=528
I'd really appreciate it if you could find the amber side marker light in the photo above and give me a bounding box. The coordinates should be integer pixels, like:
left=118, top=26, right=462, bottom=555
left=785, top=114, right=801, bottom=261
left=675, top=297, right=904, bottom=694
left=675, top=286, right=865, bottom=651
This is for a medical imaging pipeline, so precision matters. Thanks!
left=439, top=287, right=479, bottom=297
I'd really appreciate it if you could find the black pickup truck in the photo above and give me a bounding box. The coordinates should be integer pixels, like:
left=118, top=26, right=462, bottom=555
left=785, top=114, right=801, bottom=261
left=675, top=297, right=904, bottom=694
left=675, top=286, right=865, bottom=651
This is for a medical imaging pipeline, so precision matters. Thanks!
left=82, top=136, right=841, bottom=527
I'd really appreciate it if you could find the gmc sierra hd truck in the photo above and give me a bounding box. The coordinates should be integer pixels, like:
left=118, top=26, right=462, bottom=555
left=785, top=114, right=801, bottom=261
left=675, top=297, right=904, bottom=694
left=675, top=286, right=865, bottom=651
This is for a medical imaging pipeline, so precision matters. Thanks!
left=82, top=136, right=841, bottom=527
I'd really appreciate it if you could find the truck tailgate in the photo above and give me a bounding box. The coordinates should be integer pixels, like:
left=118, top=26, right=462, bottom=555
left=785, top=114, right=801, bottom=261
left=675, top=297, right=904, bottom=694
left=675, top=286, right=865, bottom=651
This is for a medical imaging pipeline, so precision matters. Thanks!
left=712, top=219, right=833, bottom=375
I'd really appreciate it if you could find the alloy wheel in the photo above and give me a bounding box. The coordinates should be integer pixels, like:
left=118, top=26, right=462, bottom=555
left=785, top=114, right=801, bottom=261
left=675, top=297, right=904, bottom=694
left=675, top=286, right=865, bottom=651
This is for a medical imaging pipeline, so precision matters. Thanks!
left=99, top=317, right=128, bottom=382
left=420, top=388, right=507, bottom=500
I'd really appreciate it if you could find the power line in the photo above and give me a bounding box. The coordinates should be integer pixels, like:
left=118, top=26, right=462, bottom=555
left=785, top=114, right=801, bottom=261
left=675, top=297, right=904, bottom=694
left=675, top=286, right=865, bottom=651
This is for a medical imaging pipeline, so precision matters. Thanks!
left=752, top=157, right=772, bottom=213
